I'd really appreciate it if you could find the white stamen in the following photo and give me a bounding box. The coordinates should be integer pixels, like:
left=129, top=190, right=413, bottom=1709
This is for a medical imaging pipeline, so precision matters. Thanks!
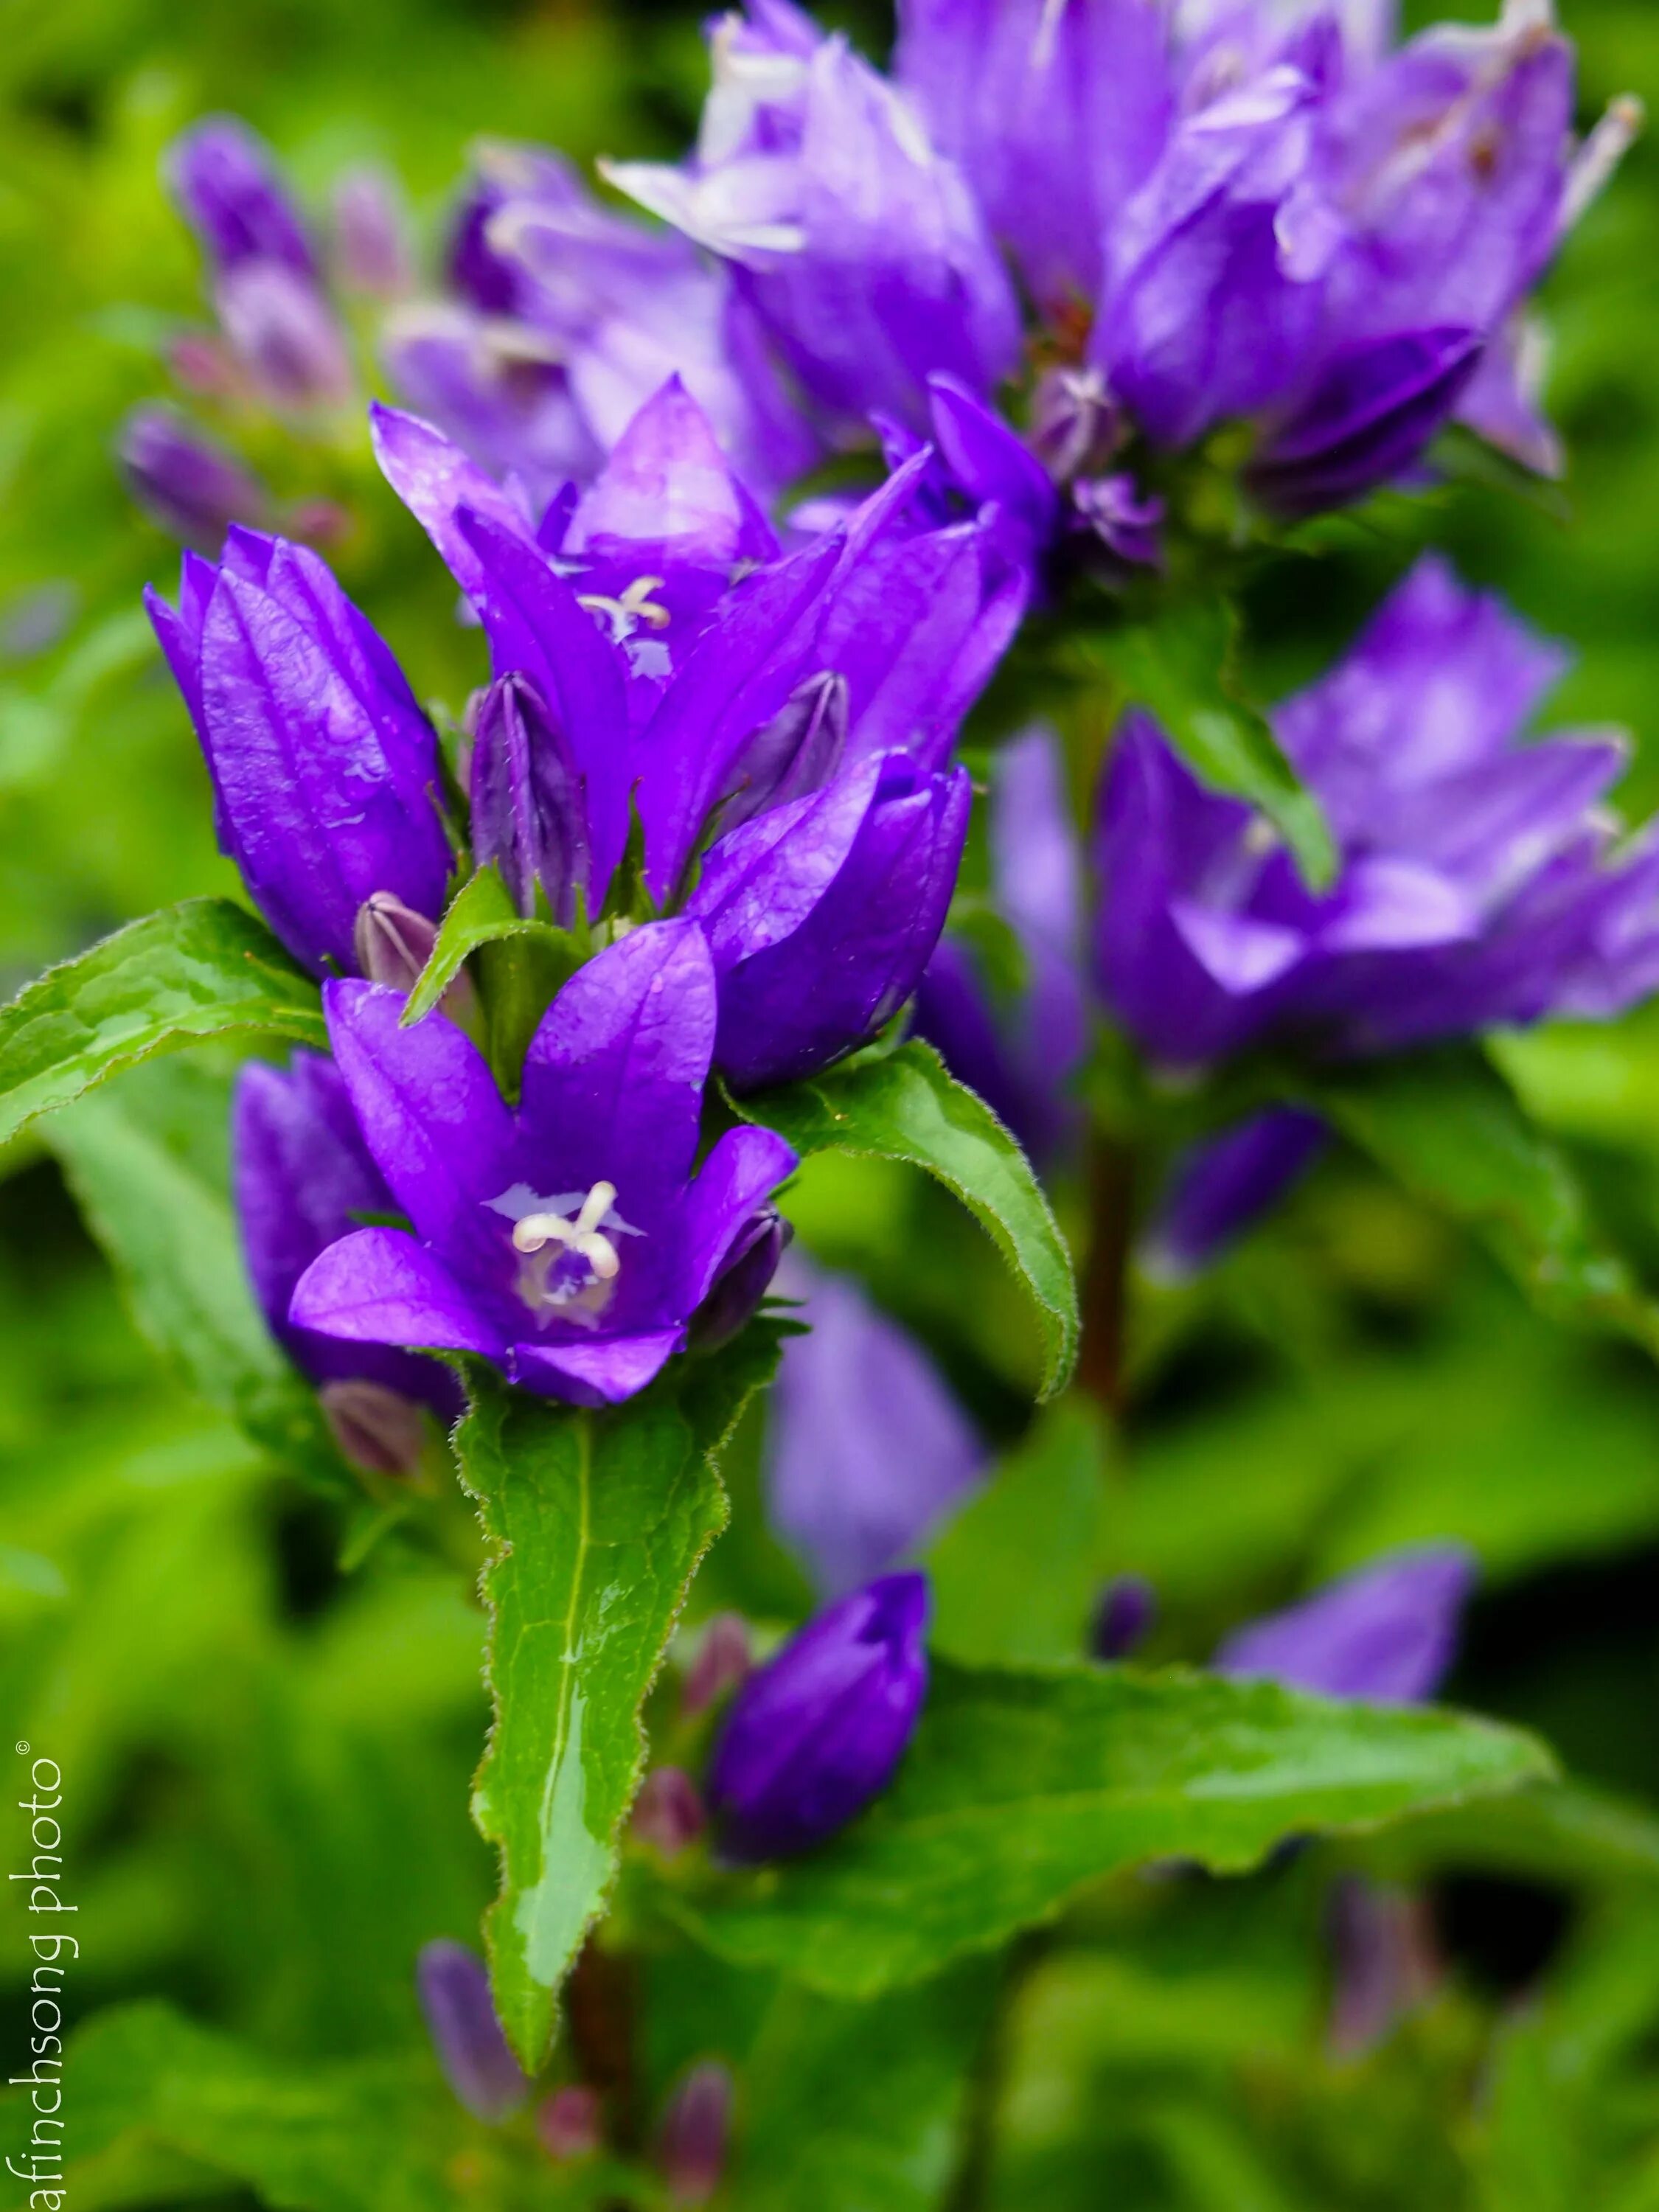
left=577, top=574, right=672, bottom=642
left=512, top=1180, right=622, bottom=1280
left=1562, top=95, right=1644, bottom=234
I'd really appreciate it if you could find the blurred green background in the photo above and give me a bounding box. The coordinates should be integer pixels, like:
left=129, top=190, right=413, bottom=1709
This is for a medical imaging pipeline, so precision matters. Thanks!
left=7, top=1, right=1659, bottom=2205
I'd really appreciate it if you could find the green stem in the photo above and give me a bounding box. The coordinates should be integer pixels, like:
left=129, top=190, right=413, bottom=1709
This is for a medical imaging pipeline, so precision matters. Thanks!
left=944, top=1933, right=1048, bottom=2212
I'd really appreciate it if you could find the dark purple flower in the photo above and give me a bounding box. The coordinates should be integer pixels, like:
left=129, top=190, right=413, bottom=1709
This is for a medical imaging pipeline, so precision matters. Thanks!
left=690, top=751, right=971, bottom=1091
left=1091, top=1573, right=1157, bottom=1661
left=416, top=1940, right=528, bottom=2121
left=469, top=672, right=591, bottom=925
left=1145, top=1109, right=1328, bottom=1279
left=715, top=669, right=849, bottom=835
left=1214, top=1546, right=1477, bottom=1705
left=765, top=1257, right=985, bottom=1597
left=232, top=1051, right=460, bottom=1448
left=689, top=1206, right=792, bottom=1352
left=1071, top=473, right=1165, bottom=571
left=914, top=727, right=1088, bottom=1162
left=119, top=405, right=268, bottom=550
left=1248, top=327, right=1484, bottom=517
left=289, top=922, right=797, bottom=1407
left=708, top=1571, right=930, bottom=1860
left=144, top=529, right=453, bottom=976
left=655, top=2062, right=733, bottom=2206
left=608, top=7, right=1020, bottom=434
left=381, top=302, right=600, bottom=507
left=168, top=116, right=317, bottom=279
left=1094, top=560, right=1659, bottom=1069
left=332, top=167, right=411, bottom=296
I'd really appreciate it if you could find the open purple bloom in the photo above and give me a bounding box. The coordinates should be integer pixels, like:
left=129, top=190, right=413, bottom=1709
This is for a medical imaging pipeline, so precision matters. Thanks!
left=691, top=750, right=971, bottom=1091
left=914, top=726, right=1088, bottom=1162
left=1095, top=559, right=1659, bottom=1070
left=1214, top=1546, right=1477, bottom=1704
left=144, top=529, right=453, bottom=975
left=708, top=1570, right=930, bottom=1860
left=289, top=922, right=797, bottom=1407
left=416, top=1941, right=528, bottom=2121
left=118, top=404, right=268, bottom=551
left=765, top=1257, right=986, bottom=1597
left=168, top=116, right=317, bottom=280
left=233, top=1051, right=462, bottom=1446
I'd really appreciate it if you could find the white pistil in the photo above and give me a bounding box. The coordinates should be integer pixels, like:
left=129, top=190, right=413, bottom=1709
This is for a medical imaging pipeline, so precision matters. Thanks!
left=512, top=1181, right=622, bottom=1281
left=576, top=575, right=672, bottom=642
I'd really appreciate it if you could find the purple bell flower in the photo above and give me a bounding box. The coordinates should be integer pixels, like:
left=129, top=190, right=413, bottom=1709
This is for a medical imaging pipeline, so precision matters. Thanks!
left=1091, top=1573, right=1158, bottom=1661
left=608, top=4, right=1021, bottom=434
left=655, top=2062, right=733, bottom=2205
left=168, top=116, right=318, bottom=279
left=1214, top=1546, right=1477, bottom=1705
left=288, top=921, right=798, bottom=1408
left=144, top=529, right=454, bottom=977
left=690, top=750, right=971, bottom=1092
left=233, top=1051, right=461, bottom=1447
left=118, top=404, right=268, bottom=551
left=708, top=1570, right=931, bottom=1860
left=215, top=260, right=354, bottom=411
left=469, top=672, right=591, bottom=924
left=914, top=726, right=1088, bottom=1163
left=416, top=1940, right=529, bottom=2121
left=765, top=1257, right=986, bottom=1597
left=1144, top=1109, right=1329, bottom=1280
left=1095, top=559, right=1659, bottom=1071
left=332, top=166, right=411, bottom=296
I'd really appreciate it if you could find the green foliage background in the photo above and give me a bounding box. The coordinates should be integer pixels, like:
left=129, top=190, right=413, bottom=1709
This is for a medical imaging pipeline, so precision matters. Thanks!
left=4, top=0, right=1659, bottom=2205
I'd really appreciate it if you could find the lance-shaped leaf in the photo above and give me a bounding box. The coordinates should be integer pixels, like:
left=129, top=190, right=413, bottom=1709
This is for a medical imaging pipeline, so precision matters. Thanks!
left=670, top=1658, right=1551, bottom=1998
left=732, top=1040, right=1078, bottom=1397
left=0, top=897, right=324, bottom=1148
left=1298, top=1043, right=1659, bottom=1355
left=458, top=1326, right=784, bottom=2068
left=44, top=1055, right=353, bottom=1499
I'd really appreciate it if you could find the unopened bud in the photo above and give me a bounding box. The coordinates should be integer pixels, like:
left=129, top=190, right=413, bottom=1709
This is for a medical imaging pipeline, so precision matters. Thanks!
left=656, top=2062, right=732, bottom=2207
left=717, top=670, right=848, bottom=833
left=1029, top=364, right=1124, bottom=482
left=537, top=2084, right=603, bottom=2161
left=470, top=672, right=591, bottom=925
left=216, top=261, right=355, bottom=411
left=633, top=1767, right=706, bottom=1858
left=1091, top=1575, right=1156, bottom=1661
left=119, top=403, right=267, bottom=552
left=689, top=1208, right=790, bottom=1353
left=319, top=1379, right=427, bottom=1479
left=354, top=891, right=440, bottom=990
left=682, top=1614, right=753, bottom=1718
left=332, top=166, right=411, bottom=296
left=416, top=1940, right=528, bottom=2121
left=1327, top=1877, right=1439, bottom=2059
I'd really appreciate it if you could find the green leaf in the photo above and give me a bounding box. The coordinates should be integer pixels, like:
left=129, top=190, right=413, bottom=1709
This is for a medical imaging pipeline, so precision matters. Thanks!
left=673, top=1659, right=1552, bottom=1998
left=731, top=1966, right=994, bottom=2212
left=458, top=1326, right=784, bottom=2069
left=402, top=863, right=581, bottom=1026
left=1301, top=1044, right=1659, bottom=1354
left=42, top=1055, right=354, bottom=1498
left=0, top=898, right=324, bottom=1147
left=1095, top=601, right=1336, bottom=889
left=928, top=1397, right=1111, bottom=1666
left=1356, top=1778, right=1659, bottom=1892
left=732, top=1041, right=1078, bottom=1397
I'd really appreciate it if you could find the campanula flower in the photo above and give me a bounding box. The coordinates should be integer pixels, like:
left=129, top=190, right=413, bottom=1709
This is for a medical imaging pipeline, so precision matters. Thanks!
left=708, top=1570, right=930, bottom=1860
left=144, top=529, right=454, bottom=975
left=468, top=672, right=591, bottom=925
left=764, top=1257, right=985, bottom=1597
left=168, top=116, right=318, bottom=280
left=233, top=1051, right=462, bottom=1462
left=1214, top=1546, right=1476, bottom=1704
left=1091, top=1573, right=1158, bottom=1661
left=288, top=922, right=797, bottom=1407
left=1144, top=1109, right=1328, bottom=1281
left=655, top=2063, right=733, bottom=2206
left=118, top=403, right=268, bottom=551
left=331, top=166, right=411, bottom=296
left=1095, top=558, right=1659, bottom=1071
left=214, top=259, right=355, bottom=411
left=416, top=1941, right=528, bottom=2121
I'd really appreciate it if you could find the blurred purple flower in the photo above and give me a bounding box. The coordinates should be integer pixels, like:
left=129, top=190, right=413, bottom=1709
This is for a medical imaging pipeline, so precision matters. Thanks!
left=417, top=1940, right=528, bottom=2121
left=1214, top=1546, right=1477, bottom=1704
left=119, top=405, right=268, bottom=552
left=169, top=116, right=317, bottom=279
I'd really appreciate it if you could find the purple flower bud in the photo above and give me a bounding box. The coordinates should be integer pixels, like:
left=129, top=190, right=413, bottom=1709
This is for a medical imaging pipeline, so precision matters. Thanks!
left=716, top=671, right=849, bottom=835
left=1214, top=1548, right=1477, bottom=1706
left=469, top=672, right=591, bottom=925
left=354, top=893, right=441, bottom=994
left=1072, top=473, right=1164, bottom=571
left=1144, top=1110, right=1327, bottom=1280
left=1248, top=327, right=1484, bottom=518
left=215, top=261, right=355, bottom=411
left=318, top=1377, right=429, bottom=1479
left=332, top=166, right=411, bottom=296
left=655, top=2063, right=733, bottom=2207
left=689, top=1206, right=791, bottom=1353
left=1091, top=1574, right=1157, bottom=1661
left=633, top=1767, right=707, bottom=1858
left=119, top=405, right=267, bottom=552
left=1326, top=1876, right=1439, bottom=2060
left=416, top=1939, right=529, bottom=2121
left=682, top=1613, right=754, bottom=1717
left=708, top=1571, right=930, bottom=1862
left=538, top=2084, right=602, bottom=2161
left=168, top=116, right=316, bottom=279
left=1029, top=366, right=1125, bottom=484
